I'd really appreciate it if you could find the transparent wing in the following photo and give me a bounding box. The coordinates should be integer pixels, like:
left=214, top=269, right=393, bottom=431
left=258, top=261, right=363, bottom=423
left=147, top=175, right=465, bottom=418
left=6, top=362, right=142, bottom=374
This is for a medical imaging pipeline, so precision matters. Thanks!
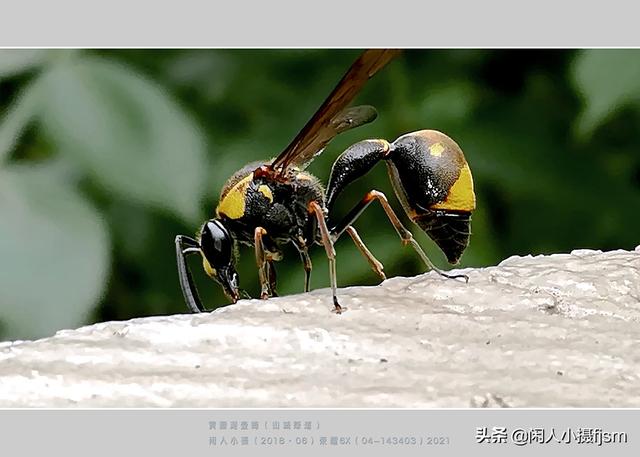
left=271, top=49, right=400, bottom=173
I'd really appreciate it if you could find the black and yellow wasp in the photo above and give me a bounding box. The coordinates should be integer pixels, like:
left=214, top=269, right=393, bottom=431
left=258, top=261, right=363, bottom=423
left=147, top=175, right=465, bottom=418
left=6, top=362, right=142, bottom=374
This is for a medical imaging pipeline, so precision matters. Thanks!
left=175, top=49, right=476, bottom=314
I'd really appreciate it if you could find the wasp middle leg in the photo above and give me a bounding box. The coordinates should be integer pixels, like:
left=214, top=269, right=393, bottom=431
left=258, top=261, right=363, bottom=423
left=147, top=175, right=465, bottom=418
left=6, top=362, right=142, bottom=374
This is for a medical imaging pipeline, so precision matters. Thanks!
left=308, top=201, right=343, bottom=314
left=296, top=248, right=312, bottom=293
left=267, top=260, right=278, bottom=297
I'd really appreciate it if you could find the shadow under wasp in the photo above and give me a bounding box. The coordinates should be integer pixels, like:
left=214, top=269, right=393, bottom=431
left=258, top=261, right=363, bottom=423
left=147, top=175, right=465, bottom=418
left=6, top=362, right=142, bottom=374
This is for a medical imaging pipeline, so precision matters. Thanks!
left=176, top=49, right=476, bottom=314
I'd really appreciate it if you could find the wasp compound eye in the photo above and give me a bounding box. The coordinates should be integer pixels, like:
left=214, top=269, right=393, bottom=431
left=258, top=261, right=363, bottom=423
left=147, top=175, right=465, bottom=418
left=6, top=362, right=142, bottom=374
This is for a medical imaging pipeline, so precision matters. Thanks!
left=199, top=219, right=240, bottom=303
left=200, top=220, right=233, bottom=269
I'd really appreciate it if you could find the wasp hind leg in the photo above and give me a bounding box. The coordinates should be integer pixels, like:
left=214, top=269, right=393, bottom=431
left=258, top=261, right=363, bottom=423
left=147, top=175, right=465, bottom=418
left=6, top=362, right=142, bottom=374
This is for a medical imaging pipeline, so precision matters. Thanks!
left=344, top=226, right=386, bottom=281
left=329, top=190, right=469, bottom=283
left=175, top=235, right=207, bottom=313
left=308, top=201, right=343, bottom=314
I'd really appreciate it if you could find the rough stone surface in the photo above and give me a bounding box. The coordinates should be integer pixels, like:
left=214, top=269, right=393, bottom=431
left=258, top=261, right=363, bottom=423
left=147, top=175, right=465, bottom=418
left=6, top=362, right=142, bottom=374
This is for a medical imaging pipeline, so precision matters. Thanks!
left=0, top=248, right=639, bottom=407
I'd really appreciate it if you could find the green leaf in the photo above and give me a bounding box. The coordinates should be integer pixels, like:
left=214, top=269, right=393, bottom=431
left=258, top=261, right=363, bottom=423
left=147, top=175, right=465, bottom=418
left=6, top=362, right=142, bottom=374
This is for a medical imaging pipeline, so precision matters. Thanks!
left=418, top=80, right=478, bottom=128
left=0, top=78, right=43, bottom=164
left=37, top=57, right=209, bottom=224
left=0, top=164, right=109, bottom=340
left=0, top=50, right=47, bottom=80
left=572, top=49, right=640, bottom=138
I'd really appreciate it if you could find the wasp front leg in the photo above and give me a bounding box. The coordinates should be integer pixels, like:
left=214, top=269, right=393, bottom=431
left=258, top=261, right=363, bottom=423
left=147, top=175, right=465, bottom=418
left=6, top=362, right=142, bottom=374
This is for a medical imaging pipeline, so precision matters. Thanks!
left=254, top=227, right=278, bottom=299
left=267, top=260, right=278, bottom=297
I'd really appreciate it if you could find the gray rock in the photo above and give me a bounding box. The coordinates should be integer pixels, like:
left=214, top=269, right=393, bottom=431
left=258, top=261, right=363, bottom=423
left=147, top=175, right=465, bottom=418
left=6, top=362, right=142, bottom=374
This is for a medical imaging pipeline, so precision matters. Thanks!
left=1, top=247, right=639, bottom=407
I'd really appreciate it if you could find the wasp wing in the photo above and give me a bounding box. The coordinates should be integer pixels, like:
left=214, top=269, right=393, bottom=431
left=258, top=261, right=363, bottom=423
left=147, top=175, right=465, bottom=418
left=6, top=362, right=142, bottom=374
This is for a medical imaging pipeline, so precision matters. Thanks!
left=271, top=49, right=400, bottom=173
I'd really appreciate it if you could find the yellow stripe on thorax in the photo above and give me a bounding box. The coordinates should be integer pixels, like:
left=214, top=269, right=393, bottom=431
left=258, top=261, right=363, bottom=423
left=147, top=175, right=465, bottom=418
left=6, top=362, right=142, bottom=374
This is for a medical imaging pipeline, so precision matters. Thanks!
left=216, top=174, right=253, bottom=219
left=258, top=185, right=273, bottom=202
left=216, top=174, right=274, bottom=220
left=430, top=163, right=476, bottom=212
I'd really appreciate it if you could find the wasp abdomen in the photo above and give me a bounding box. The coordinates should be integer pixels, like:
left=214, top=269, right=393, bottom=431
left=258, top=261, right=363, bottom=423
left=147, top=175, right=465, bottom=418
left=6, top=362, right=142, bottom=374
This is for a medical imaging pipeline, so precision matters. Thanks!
left=325, top=139, right=390, bottom=211
left=386, top=130, right=476, bottom=264
left=412, top=211, right=472, bottom=264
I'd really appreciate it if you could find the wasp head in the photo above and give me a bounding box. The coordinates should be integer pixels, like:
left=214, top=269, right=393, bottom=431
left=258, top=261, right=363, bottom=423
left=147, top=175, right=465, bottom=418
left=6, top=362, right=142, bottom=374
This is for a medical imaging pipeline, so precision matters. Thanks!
left=199, top=219, right=240, bottom=303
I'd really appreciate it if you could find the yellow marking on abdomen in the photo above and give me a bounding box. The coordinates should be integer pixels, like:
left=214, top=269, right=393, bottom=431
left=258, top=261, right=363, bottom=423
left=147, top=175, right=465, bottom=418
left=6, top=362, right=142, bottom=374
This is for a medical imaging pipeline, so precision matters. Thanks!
left=216, top=173, right=253, bottom=219
left=429, top=142, right=445, bottom=157
left=430, top=163, right=476, bottom=212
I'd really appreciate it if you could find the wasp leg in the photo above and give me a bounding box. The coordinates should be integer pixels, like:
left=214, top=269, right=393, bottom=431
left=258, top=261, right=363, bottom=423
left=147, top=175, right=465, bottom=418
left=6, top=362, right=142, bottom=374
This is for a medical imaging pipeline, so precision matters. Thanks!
left=298, top=248, right=312, bottom=293
left=308, top=201, right=343, bottom=314
left=344, top=226, right=386, bottom=281
left=254, top=227, right=274, bottom=299
left=175, top=235, right=206, bottom=313
left=267, top=260, right=278, bottom=297
left=330, top=190, right=469, bottom=282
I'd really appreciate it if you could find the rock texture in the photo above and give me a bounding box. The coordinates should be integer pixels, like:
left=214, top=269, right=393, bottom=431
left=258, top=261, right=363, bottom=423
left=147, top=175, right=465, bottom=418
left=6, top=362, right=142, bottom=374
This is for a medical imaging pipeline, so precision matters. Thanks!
left=0, top=248, right=639, bottom=407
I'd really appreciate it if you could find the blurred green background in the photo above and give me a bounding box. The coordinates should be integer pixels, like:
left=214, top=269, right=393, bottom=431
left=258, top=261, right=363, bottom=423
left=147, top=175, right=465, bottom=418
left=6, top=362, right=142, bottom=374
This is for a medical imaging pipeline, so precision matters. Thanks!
left=1, top=49, right=639, bottom=341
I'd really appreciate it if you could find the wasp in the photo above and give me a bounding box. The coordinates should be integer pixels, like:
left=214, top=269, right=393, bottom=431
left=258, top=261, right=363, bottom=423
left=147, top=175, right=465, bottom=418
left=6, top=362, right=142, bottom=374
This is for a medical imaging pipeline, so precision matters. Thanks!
left=175, top=49, right=476, bottom=314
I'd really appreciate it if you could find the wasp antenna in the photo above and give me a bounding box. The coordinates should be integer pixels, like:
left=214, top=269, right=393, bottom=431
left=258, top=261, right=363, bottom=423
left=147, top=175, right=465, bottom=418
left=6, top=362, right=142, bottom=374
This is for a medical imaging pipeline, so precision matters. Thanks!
left=175, top=235, right=206, bottom=313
